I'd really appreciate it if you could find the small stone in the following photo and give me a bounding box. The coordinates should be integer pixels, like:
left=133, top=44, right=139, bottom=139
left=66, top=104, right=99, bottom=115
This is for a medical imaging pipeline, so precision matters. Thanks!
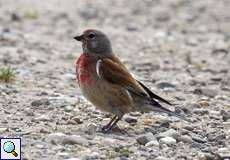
left=178, top=135, right=192, bottom=143
left=155, top=156, right=168, bottom=160
left=35, top=144, right=45, bottom=149
left=64, top=105, right=73, bottom=112
left=40, top=128, right=50, bottom=134
left=156, top=82, right=176, bottom=89
left=86, top=123, right=97, bottom=135
left=31, top=98, right=50, bottom=107
left=209, top=110, right=221, bottom=120
left=158, top=129, right=178, bottom=139
left=217, top=147, right=230, bottom=159
left=192, top=135, right=207, bottom=143
left=155, top=119, right=170, bottom=128
left=65, top=158, right=80, bottom=160
left=145, top=138, right=159, bottom=148
left=159, top=137, right=177, bottom=145
left=24, top=108, right=35, bottom=116
left=124, top=116, right=137, bottom=124
left=198, top=100, right=210, bottom=107
left=193, top=109, right=209, bottom=115
left=201, top=88, right=217, bottom=98
left=62, top=135, right=88, bottom=145
left=64, top=73, right=76, bottom=81
left=11, top=13, right=21, bottom=21
left=47, top=133, right=66, bottom=145
left=33, top=115, right=50, bottom=122
left=221, top=110, right=230, bottom=121
left=0, top=127, right=8, bottom=134
left=183, top=125, right=194, bottom=131
left=136, top=132, right=155, bottom=145
left=129, top=112, right=141, bottom=117
left=57, top=152, right=69, bottom=158
left=72, top=117, right=83, bottom=124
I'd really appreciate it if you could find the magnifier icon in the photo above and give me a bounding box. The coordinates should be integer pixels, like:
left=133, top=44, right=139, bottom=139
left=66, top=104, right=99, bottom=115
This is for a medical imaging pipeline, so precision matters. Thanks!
left=3, top=141, right=18, bottom=157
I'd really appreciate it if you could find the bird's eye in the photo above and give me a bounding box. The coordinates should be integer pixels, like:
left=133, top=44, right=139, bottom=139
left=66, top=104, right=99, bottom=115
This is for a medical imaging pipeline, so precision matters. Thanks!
left=88, top=33, right=95, bottom=39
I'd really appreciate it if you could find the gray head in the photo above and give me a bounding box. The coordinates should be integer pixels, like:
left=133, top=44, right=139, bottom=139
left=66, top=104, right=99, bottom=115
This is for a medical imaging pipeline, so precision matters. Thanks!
left=74, top=29, right=113, bottom=56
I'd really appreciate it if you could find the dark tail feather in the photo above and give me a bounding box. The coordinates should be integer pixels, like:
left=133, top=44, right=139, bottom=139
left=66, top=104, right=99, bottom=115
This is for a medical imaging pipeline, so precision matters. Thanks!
left=149, top=100, right=191, bottom=122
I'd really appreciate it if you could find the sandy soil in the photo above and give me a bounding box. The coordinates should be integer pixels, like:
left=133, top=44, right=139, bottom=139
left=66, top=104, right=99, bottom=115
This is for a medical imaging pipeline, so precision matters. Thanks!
left=0, top=0, right=230, bottom=159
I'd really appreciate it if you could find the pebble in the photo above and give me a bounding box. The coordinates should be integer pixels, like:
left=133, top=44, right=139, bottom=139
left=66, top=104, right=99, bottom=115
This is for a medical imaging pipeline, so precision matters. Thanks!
left=31, top=98, right=50, bottom=107
left=155, top=156, right=168, bottom=160
left=72, top=117, right=83, bottom=124
left=193, top=109, right=209, bottom=115
left=64, top=105, right=73, bottom=112
left=64, top=73, right=76, bottom=81
left=221, top=110, right=230, bottom=121
left=124, top=115, right=138, bottom=123
left=0, top=127, right=8, bottom=134
left=145, top=138, right=159, bottom=148
left=178, top=135, right=193, bottom=143
left=32, top=115, right=50, bottom=122
left=201, top=88, right=217, bottom=98
left=159, top=137, right=177, bottom=145
left=136, top=132, right=156, bottom=145
left=192, top=135, right=207, bottom=143
left=47, top=133, right=66, bottom=145
left=217, top=147, right=230, bottom=159
left=183, top=125, right=194, bottom=131
left=198, top=100, right=210, bottom=107
left=86, top=123, right=97, bottom=135
left=62, top=135, right=88, bottom=146
left=47, top=134, right=88, bottom=146
left=157, top=129, right=178, bottom=139
left=155, top=119, right=170, bottom=128
left=156, top=82, right=176, bottom=89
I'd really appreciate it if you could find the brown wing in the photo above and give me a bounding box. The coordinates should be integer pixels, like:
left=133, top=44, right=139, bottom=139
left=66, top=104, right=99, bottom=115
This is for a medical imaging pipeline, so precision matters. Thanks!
left=97, top=56, right=146, bottom=95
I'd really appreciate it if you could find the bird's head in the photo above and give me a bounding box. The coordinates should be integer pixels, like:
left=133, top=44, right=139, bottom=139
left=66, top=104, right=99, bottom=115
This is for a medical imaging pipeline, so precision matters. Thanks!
left=74, top=29, right=113, bottom=57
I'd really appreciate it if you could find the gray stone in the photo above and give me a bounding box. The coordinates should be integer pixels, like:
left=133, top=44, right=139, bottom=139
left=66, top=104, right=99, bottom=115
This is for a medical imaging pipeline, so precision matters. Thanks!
left=31, top=98, right=50, bottom=107
left=64, top=105, right=73, bottom=112
left=62, top=135, right=88, bottom=145
left=64, top=73, right=76, bottom=81
left=178, top=135, right=193, bottom=143
left=192, top=135, right=207, bottom=143
left=0, top=127, right=8, bottom=134
left=124, top=115, right=138, bottom=123
left=136, top=132, right=155, bottom=145
left=197, top=88, right=217, bottom=98
left=145, top=138, right=159, bottom=148
left=33, top=115, right=50, bottom=122
left=156, top=82, right=176, bottom=89
left=86, top=123, right=97, bottom=135
left=193, top=109, right=209, bottom=115
left=155, top=156, right=169, bottom=160
left=217, top=147, right=230, bottom=159
left=158, top=129, right=178, bottom=139
left=72, top=117, right=83, bottom=124
left=47, top=133, right=66, bottom=145
left=221, top=110, right=230, bottom=121
left=159, top=137, right=177, bottom=145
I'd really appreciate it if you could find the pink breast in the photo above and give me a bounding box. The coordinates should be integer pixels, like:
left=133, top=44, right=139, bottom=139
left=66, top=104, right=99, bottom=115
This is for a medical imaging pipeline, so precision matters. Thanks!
left=75, top=53, right=94, bottom=85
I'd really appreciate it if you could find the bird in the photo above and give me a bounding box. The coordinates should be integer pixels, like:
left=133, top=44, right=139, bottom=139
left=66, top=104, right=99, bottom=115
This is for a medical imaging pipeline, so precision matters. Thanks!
left=74, top=29, right=189, bottom=132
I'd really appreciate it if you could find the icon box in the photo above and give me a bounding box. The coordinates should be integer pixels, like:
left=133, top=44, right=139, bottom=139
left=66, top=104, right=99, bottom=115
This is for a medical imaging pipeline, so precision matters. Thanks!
left=0, top=138, right=21, bottom=160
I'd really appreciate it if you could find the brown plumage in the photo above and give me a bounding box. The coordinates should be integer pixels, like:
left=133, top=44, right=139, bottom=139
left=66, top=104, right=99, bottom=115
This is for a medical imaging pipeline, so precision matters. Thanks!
left=74, top=29, right=189, bottom=132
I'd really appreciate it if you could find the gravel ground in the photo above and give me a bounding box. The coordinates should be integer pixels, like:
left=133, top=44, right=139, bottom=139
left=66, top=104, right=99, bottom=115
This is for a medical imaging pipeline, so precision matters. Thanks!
left=0, top=0, right=230, bottom=159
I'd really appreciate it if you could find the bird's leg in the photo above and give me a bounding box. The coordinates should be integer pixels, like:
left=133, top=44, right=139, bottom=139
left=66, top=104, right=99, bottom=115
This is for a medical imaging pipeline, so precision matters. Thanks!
left=102, top=115, right=117, bottom=131
left=104, top=116, right=122, bottom=132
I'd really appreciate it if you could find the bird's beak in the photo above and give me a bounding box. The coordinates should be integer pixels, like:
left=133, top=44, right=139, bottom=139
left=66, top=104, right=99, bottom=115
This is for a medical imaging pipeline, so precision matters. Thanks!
left=74, top=35, right=84, bottom=41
